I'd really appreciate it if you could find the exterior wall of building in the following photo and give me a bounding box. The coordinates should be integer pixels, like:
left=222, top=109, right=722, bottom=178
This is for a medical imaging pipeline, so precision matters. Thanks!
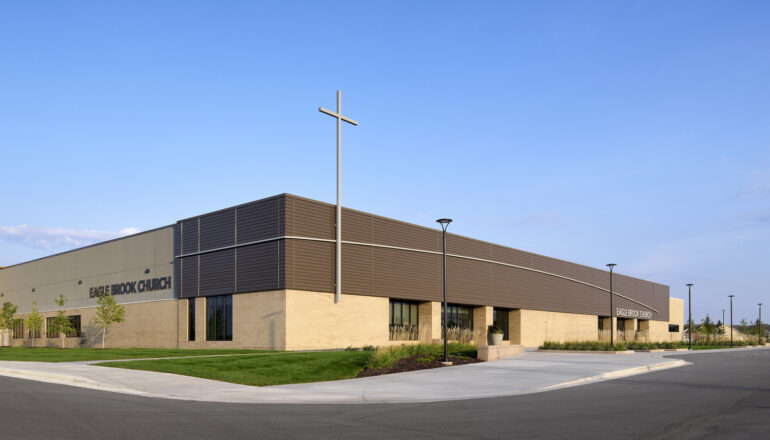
left=10, top=299, right=178, bottom=348
left=0, top=227, right=175, bottom=314
left=177, top=290, right=286, bottom=350
left=284, top=290, right=388, bottom=350
left=282, top=194, right=670, bottom=322
left=669, top=297, right=684, bottom=330
left=174, top=194, right=670, bottom=323
left=510, top=309, right=599, bottom=347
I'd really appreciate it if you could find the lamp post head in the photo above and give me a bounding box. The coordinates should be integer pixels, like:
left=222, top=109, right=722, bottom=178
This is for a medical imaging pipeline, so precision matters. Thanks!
left=606, top=263, right=616, bottom=269
left=686, top=283, right=694, bottom=287
left=436, top=218, right=452, bottom=231
left=729, top=294, right=735, bottom=298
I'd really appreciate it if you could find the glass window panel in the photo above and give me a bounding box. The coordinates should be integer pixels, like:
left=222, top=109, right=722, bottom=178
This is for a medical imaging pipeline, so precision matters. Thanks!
left=225, top=295, right=233, bottom=341
left=216, top=296, right=225, bottom=341
left=207, top=297, right=216, bottom=341
left=393, top=301, right=402, bottom=326
left=188, top=298, right=196, bottom=341
left=410, top=304, right=418, bottom=326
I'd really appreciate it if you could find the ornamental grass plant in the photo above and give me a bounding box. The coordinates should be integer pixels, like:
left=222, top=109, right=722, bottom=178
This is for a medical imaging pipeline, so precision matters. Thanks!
left=368, top=343, right=476, bottom=369
left=540, top=341, right=628, bottom=351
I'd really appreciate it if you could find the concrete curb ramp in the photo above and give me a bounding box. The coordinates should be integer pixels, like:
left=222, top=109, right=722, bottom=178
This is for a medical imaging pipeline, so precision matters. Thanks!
left=0, top=366, right=154, bottom=398
left=538, top=360, right=690, bottom=392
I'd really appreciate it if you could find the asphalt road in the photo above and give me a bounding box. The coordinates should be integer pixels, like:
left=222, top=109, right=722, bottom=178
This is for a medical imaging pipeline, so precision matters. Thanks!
left=0, top=349, right=767, bottom=440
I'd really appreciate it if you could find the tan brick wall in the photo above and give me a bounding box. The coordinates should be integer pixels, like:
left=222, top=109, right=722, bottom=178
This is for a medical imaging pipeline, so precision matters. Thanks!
left=284, top=290, right=388, bottom=350
left=473, top=306, right=493, bottom=345
left=669, top=297, right=684, bottom=330
left=177, top=291, right=286, bottom=350
left=418, top=301, right=441, bottom=343
left=517, top=309, right=599, bottom=347
left=11, top=299, right=178, bottom=348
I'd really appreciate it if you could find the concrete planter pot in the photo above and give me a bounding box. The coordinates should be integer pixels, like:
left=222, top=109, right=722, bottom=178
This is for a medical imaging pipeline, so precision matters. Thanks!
left=487, top=333, right=503, bottom=346
left=1, top=329, right=9, bottom=347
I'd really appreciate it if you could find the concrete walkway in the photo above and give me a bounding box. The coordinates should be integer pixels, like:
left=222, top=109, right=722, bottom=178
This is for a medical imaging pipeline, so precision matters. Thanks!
left=0, top=349, right=713, bottom=404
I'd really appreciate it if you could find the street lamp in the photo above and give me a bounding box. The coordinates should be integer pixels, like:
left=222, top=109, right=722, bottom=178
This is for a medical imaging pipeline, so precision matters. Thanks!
left=759, top=303, right=763, bottom=345
left=728, top=295, right=735, bottom=347
left=687, top=284, right=694, bottom=350
left=436, top=218, right=452, bottom=364
left=606, top=263, right=616, bottom=346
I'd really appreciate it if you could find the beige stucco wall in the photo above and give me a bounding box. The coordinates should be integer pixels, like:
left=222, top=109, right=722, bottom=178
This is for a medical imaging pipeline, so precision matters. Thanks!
left=0, top=227, right=174, bottom=314
left=284, top=290, right=389, bottom=350
left=10, top=299, right=178, bottom=348
left=177, top=290, right=286, bottom=350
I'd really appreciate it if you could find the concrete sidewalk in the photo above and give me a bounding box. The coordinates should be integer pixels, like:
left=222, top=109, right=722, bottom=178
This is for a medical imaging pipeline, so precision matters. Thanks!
left=0, top=350, right=700, bottom=404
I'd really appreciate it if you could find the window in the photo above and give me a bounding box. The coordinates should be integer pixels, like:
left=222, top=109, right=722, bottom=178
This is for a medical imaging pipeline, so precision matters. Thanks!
left=67, top=316, right=81, bottom=338
left=188, top=298, right=196, bottom=341
left=668, top=324, right=680, bottom=332
left=493, top=308, right=510, bottom=341
left=28, top=324, right=41, bottom=339
left=46, top=317, right=56, bottom=338
left=389, top=299, right=419, bottom=340
left=12, top=321, right=24, bottom=339
left=45, top=315, right=81, bottom=338
left=442, top=304, right=473, bottom=329
left=206, top=294, right=232, bottom=341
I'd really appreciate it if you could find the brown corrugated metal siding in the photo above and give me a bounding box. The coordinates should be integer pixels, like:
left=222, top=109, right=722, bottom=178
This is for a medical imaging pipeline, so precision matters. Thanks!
left=175, top=194, right=670, bottom=321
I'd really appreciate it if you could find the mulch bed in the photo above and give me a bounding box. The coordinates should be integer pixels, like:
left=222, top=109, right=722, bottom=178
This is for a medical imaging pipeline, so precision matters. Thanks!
left=356, top=354, right=481, bottom=378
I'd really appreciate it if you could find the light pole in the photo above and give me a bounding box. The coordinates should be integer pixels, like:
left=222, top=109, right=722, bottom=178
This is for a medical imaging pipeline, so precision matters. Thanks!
left=437, top=218, right=452, bottom=364
left=728, top=295, right=735, bottom=347
left=606, top=263, right=616, bottom=346
left=722, top=309, right=725, bottom=335
left=758, top=303, right=763, bottom=345
left=687, top=283, right=694, bottom=350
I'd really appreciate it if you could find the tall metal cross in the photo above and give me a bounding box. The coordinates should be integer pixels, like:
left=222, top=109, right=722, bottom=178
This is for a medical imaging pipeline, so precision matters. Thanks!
left=319, top=90, right=358, bottom=304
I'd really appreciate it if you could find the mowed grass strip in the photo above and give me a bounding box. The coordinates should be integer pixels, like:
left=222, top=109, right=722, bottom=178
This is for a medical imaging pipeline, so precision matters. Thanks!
left=94, top=351, right=373, bottom=386
left=0, top=347, right=270, bottom=362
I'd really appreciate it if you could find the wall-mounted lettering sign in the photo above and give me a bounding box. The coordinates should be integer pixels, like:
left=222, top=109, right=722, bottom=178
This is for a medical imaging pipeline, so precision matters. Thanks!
left=89, top=276, right=171, bottom=298
left=616, top=307, right=653, bottom=320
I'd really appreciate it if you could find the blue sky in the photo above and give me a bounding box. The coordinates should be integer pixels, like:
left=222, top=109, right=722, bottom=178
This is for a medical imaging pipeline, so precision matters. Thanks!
left=1, top=1, right=768, bottom=323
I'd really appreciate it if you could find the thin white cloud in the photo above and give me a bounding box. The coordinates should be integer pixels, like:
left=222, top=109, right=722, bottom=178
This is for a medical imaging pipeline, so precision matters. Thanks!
left=737, top=170, right=770, bottom=200
left=626, top=226, right=770, bottom=277
left=0, top=225, right=141, bottom=251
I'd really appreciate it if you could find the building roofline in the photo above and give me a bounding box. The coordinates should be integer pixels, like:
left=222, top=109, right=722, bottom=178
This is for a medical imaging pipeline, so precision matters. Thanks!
left=0, top=225, right=174, bottom=270
left=283, top=193, right=670, bottom=290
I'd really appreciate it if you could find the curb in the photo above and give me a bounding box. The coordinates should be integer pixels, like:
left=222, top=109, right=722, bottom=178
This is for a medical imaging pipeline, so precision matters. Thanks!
left=0, top=358, right=692, bottom=404
left=0, top=367, right=152, bottom=398
left=536, top=349, right=635, bottom=354
left=538, top=360, right=691, bottom=392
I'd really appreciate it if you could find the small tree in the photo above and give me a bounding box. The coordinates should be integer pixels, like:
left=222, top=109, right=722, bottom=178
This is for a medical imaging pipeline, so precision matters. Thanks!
left=93, top=293, right=125, bottom=349
left=701, top=315, right=717, bottom=335
left=49, top=295, right=74, bottom=349
left=25, top=301, right=44, bottom=343
left=0, top=301, right=19, bottom=331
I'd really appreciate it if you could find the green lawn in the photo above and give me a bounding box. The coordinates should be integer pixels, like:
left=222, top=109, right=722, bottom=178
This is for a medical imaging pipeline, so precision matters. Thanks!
left=0, top=347, right=270, bottom=362
left=95, top=351, right=373, bottom=386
